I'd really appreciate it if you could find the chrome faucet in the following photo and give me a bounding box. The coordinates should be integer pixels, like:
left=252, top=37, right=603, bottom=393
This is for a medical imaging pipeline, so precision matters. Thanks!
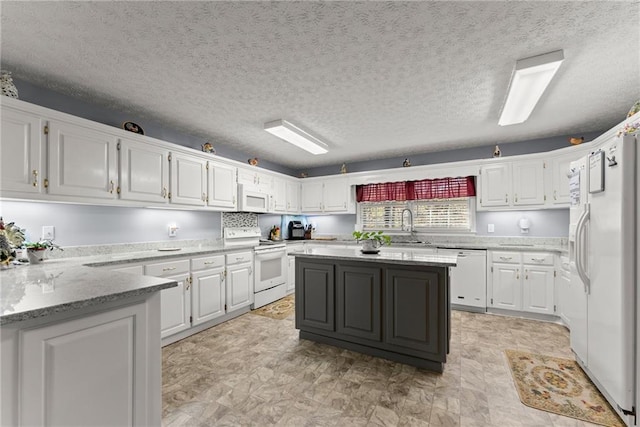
left=401, top=208, right=415, bottom=239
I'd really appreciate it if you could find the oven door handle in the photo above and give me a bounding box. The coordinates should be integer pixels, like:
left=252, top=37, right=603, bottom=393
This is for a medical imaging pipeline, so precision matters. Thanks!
left=255, top=248, right=286, bottom=255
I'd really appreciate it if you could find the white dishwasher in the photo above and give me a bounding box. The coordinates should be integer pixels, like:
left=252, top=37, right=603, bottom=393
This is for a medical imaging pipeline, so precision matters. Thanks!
left=438, top=249, right=487, bottom=311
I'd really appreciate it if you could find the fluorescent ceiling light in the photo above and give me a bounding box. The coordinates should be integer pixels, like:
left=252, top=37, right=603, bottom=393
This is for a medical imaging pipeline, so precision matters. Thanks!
left=264, top=119, right=328, bottom=155
left=499, top=50, right=564, bottom=126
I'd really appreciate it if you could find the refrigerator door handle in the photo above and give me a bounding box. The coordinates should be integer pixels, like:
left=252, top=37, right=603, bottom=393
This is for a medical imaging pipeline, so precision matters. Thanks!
left=575, top=203, right=591, bottom=293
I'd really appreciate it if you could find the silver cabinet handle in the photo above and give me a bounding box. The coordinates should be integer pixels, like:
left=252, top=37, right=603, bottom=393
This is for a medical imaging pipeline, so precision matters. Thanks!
left=505, top=194, right=508, bottom=202
left=514, top=193, right=518, bottom=202
left=162, top=267, right=177, bottom=272
left=516, top=269, right=520, bottom=279
left=553, top=190, right=557, bottom=200
left=162, top=187, right=167, bottom=198
left=110, top=180, right=114, bottom=193
left=204, top=261, right=217, bottom=265
left=531, top=257, right=545, bottom=262
left=499, top=256, right=512, bottom=261
left=32, top=169, right=38, bottom=187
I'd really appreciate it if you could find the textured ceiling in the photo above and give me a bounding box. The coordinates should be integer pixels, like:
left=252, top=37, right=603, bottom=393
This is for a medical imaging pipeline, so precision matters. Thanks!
left=1, top=1, right=639, bottom=169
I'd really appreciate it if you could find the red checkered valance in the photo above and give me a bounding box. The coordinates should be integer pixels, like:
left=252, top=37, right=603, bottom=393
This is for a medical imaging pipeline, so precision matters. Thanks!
left=356, top=177, right=475, bottom=202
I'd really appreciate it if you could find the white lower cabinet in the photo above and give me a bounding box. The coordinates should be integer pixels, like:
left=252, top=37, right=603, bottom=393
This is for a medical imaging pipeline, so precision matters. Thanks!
left=145, top=259, right=191, bottom=339
left=2, top=293, right=161, bottom=427
left=489, top=251, right=556, bottom=315
left=225, top=251, right=254, bottom=312
left=191, top=255, right=226, bottom=325
left=286, top=255, right=296, bottom=294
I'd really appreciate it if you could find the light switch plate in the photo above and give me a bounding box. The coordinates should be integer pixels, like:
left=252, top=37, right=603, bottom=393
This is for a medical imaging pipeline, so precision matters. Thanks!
left=487, top=224, right=495, bottom=233
left=42, top=226, right=55, bottom=240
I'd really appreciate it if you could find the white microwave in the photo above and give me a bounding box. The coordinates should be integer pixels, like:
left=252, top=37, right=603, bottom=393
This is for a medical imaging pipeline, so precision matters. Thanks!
left=237, top=184, right=271, bottom=213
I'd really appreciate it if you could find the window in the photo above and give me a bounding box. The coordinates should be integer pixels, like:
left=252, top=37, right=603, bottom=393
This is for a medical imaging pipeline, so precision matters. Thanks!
left=358, top=198, right=475, bottom=233
left=356, top=176, right=476, bottom=233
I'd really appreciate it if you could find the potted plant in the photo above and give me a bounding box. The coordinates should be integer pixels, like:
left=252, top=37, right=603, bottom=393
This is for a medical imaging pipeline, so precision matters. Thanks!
left=24, top=240, right=62, bottom=264
left=352, top=230, right=391, bottom=253
left=0, top=217, right=25, bottom=268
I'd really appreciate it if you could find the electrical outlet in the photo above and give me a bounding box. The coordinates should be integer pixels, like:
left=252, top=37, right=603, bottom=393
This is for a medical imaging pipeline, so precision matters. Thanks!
left=168, top=223, right=178, bottom=237
left=487, top=224, right=495, bottom=233
left=42, top=226, right=55, bottom=240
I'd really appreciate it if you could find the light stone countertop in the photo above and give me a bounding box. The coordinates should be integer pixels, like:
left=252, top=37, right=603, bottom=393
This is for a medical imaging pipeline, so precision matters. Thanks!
left=290, top=247, right=458, bottom=267
left=0, top=262, right=177, bottom=325
left=0, top=235, right=566, bottom=326
left=0, top=242, right=257, bottom=326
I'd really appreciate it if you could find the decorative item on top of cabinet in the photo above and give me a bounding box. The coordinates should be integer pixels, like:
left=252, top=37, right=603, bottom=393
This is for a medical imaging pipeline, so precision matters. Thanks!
left=569, top=136, right=584, bottom=145
left=0, top=70, right=18, bottom=98
left=627, top=100, right=640, bottom=118
left=122, top=121, right=144, bottom=135
left=340, top=163, right=347, bottom=174
left=493, top=144, right=501, bottom=157
left=299, top=172, right=308, bottom=178
left=201, top=142, right=216, bottom=154
left=402, top=158, right=411, bottom=167
left=248, top=157, right=258, bottom=166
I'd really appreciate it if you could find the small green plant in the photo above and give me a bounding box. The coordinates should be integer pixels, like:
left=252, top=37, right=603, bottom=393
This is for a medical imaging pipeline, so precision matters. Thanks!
left=352, top=230, right=391, bottom=246
left=25, top=240, right=63, bottom=251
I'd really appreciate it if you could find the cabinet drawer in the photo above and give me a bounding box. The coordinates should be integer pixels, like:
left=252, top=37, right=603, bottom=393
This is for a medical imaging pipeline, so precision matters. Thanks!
left=191, top=255, right=225, bottom=271
left=522, top=252, right=554, bottom=266
left=491, top=251, right=521, bottom=264
left=145, top=259, right=190, bottom=277
left=226, top=251, right=253, bottom=265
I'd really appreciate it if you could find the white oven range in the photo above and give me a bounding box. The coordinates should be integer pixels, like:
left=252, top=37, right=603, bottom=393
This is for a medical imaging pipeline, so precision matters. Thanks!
left=223, top=227, right=287, bottom=309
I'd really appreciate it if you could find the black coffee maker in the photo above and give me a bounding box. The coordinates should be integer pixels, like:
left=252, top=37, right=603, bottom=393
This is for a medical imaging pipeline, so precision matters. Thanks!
left=288, top=221, right=305, bottom=240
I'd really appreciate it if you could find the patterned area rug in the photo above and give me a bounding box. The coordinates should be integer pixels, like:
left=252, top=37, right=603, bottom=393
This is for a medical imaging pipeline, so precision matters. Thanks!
left=505, top=350, right=625, bottom=427
left=250, top=294, right=295, bottom=320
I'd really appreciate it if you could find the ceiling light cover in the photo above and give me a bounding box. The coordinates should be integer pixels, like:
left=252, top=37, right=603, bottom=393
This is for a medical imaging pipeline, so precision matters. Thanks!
left=264, top=120, right=328, bottom=155
left=499, top=50, right=564, bottom=126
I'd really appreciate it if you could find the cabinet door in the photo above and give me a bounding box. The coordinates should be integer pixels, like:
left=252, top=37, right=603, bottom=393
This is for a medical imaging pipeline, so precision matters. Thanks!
left=19, top=300, right=155, bottom=427
left=0, top=108, right=45, bottom=194
left=226, top=263, right=253, bottom=311
left=286, top=180, right=300, bottom=213
left=159, top=272, right=191, bottom=338
left=48, top=120, right=118, bottom=199
left=207, top=160, right=237, bottom=209
left=192, top=267, right=226, bottom=325
left=513, top=160, right=545, bottom=206
left=301, top=181, right=324, bottom=212
left=336, top=264, right=382, bottom=341
left=169, top=152, right=207, bottom=206
left=295, top=261, right=334, bottom=331
left=479, top=164, right=510, bottom=207
left=286, top=256, right=296, bottom=293
left=551, top=155, right=575, bottom=205
left=490, top=263, right=521, bottom=310
left=384, top=268, right=444, bottom=355
left=272, top=177, right=287, bottom=212
left=557, top=270, right=571, bottom=326
left=119, top=138, right=169, bottom=203
left=522, top=265, right=555, bottom=315
left=323, top=178, right=350, bottom=212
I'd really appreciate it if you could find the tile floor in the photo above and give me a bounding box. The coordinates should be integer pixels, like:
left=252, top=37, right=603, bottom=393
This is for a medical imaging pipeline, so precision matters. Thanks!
left=162, top=309, right=600, bottom=426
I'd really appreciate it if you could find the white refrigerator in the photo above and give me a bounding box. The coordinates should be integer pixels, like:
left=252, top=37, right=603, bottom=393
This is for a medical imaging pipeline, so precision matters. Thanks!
left=568, top=133, right=637, bottom=426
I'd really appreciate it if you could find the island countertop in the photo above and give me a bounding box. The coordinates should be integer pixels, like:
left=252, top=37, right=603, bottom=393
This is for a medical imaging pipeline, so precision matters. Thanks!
left=0, top=262, right=177, bottom=325
left=290, top=246, right=458, bottom=267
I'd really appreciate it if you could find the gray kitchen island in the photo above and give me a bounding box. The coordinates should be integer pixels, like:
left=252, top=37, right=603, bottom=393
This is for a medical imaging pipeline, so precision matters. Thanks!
left=292, top=247, right=457, bottom=372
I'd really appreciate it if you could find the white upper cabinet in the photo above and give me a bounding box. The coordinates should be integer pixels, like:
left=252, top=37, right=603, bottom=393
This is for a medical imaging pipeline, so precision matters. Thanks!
left=0, top=108, right=45, bottom=195
left=512, top=159, right=545, bottom=206
left=301, top=181, right=324, bottom=212
left=301, top=177, right=354, bottom=214
left=272, top=177, right=287, bottom=213
left=478, top=163, right=511, bottom=208
left=48, top=120, right=118, bottom=200
left=549, top=153, right=579, bottom=206
left=118, top=138, right=169, bottom=204
left=286, top=180, right=301, bottom=213
left=207, top=160, right=237, bottom=209
left=169, top=152, right=207, bottom=206
left=273, top=177, right=301, bottom=214
left=237, top=167, right=272, bottom=194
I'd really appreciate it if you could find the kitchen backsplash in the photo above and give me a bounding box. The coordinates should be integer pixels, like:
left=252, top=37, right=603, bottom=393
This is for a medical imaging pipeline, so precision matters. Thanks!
left=222, top=212, right=258, bottom=228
